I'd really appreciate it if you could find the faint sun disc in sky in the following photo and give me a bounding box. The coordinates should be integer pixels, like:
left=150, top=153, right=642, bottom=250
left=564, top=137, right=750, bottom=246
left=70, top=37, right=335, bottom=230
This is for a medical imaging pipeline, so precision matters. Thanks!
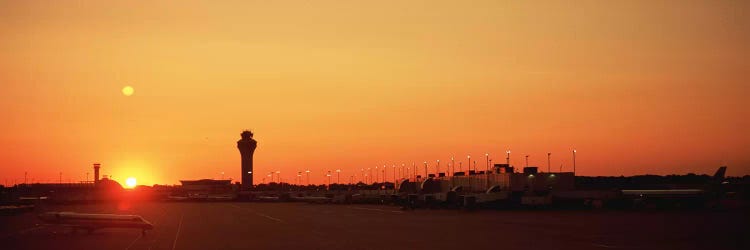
left=122, top=86, right=134, bottom=96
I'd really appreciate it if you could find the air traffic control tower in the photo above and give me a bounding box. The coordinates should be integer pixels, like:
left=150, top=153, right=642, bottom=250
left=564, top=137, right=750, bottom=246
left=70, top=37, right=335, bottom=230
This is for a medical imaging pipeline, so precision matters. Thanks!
left=237, top=130, right=257, bottom=190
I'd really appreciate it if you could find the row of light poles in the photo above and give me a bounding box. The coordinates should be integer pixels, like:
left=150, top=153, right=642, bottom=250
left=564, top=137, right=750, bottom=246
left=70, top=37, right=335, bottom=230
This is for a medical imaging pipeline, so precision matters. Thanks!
left=368, top=149, right=578, bottom=181
left=243, top=150, right=578, bottom=185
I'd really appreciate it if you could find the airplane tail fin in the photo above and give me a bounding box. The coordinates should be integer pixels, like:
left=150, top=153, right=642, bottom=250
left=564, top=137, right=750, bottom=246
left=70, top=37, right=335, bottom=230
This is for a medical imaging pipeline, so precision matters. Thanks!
left=704, top=166, right=728, bottom=201
left=712, top=166, right=727, bottom=182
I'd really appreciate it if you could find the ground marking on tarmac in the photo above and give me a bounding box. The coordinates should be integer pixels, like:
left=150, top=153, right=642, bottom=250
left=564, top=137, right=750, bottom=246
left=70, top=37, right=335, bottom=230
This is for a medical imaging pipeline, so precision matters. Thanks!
left=256, top=212, right=284, bottom=223
left=146, top=207, right=171, bottom=250
left=591, top=243, right=625, bottom=248
left=171, top=214, right=184, bottom=250
left=228, top=204, right=285, bottom=223
left=125, top=233, right=144, bottom=250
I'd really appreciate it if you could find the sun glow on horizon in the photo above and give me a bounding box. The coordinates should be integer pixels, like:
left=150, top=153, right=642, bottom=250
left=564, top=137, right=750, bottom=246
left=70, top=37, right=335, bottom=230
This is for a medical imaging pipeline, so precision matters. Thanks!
left=125, top=177, right=137, bottom=188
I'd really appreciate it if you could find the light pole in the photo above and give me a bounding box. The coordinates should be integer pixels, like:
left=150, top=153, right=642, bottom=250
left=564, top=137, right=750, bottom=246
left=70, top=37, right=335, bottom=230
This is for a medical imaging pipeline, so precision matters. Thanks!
left=221, top=172, right=225, bottom=180
left=276, top=171, right=281, bottom=183
left=423, top=161, right=428, bottom=178
left=401, top=164, right=405, bottom=179
left=486, top=158, right=492, bottom=187
left=467, top=155, right=471, bottom=172
left=506, top=150, right=511, bottom=166
left=451, top=156, right=455, bottom=176
left=297, top=172, right=302, bottom=185
left=485, top=153, right=489, bottom=171
left=336, top=169, right=341, bottom=184
left=525, top=155, right=529, bottom=168
left=305, top=170, right=310, bottom=185
left=459, top=162, right=463, bottom=172
left=381, top=167, right=385, bottom=183
left=573, top=149, right=577, bottom=175
left=436, top=160, right=440, bottom=176
left=326, top=171, right=331, bottom=189
left=412, top=162, right=416, bottom=179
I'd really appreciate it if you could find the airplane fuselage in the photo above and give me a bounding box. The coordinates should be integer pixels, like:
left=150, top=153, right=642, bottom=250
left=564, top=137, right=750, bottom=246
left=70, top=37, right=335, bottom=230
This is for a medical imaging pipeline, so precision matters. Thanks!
left=38, top=212, right=153, bottom=233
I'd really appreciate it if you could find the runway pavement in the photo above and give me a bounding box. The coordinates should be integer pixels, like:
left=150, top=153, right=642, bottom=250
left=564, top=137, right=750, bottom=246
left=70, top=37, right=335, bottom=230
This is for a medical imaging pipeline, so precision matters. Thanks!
left=1, top=202, right=747, bottom=250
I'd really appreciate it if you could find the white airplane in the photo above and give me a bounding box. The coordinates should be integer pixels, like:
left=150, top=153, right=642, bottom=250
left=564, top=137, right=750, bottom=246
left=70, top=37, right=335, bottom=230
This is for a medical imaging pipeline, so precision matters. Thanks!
left=257, top=195, right=282, bottom=201
left=37, top=212, right=154, bottom=235
left=620, top=166, right=728, bottom=208
left=167, top=195, right=189, bottom=201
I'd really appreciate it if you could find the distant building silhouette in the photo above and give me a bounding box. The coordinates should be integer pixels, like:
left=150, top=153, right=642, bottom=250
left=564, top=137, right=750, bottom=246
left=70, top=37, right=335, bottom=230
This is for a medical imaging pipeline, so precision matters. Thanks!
left=93, top=163, right=101, bottom=185
left=237, top=130, right=257, bottom=190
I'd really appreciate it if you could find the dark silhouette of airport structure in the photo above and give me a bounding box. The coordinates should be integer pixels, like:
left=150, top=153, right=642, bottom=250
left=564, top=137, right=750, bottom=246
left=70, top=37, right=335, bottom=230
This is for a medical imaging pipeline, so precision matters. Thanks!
left=237, top=130, right=257, bottom=190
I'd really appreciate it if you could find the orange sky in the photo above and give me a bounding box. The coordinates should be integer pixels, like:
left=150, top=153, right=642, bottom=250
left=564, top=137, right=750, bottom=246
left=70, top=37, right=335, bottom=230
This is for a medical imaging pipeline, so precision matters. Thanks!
left=1, top=0, right=748, bottom=186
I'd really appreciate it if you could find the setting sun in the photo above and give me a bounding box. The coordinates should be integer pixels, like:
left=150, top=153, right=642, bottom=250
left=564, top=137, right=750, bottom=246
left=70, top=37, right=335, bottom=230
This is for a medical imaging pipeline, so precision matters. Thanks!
left=125, top=177, right=137, bottom=188
left=121, top=86, right=134, bottom=96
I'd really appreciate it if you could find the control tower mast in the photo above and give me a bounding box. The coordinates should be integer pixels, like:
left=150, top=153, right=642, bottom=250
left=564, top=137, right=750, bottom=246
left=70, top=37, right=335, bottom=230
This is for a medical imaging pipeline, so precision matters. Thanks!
left=237, top=130, right=257, bottom=190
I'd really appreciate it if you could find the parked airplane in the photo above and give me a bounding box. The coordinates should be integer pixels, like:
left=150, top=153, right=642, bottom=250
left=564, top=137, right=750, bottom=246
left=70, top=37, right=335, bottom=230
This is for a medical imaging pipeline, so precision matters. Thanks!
left=37, top=212, right=154, bottom=235
left=620, top=166, right=727, bottom=207
left=257, top=195, right=281, bottom=201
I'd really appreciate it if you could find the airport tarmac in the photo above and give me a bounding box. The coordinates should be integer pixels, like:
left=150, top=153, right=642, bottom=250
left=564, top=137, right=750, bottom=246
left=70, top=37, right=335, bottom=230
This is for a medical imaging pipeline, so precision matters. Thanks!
left=1, top=202, right=746, bottom=250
